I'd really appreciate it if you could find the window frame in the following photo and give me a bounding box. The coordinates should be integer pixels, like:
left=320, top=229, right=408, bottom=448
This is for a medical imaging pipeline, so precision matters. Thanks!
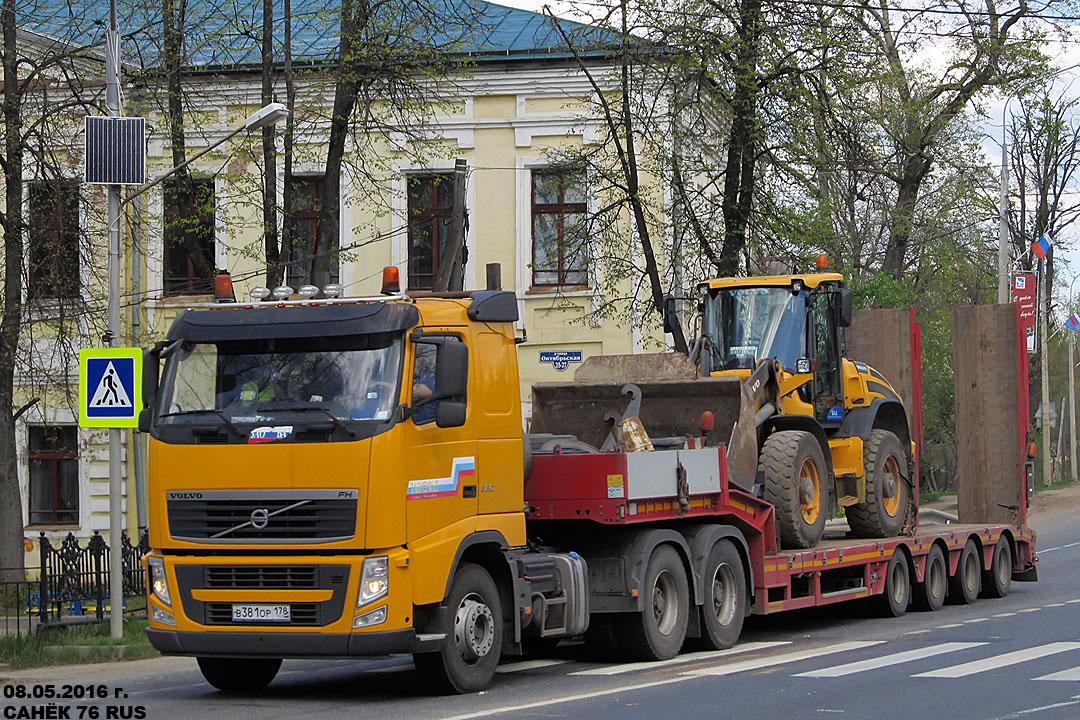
left=406, top=174, right=455, bottom=291
left=26, top=425, right=79, bottom=527
left=27, top=179, right=80, bottom=300
left=286, top=176, right=339, bottom=288
left=162, top=176, right=217, bottom=297
left=530, top=168, right=587, bottom=288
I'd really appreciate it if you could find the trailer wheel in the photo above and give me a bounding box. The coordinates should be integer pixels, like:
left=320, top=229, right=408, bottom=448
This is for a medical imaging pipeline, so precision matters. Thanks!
left=948, top=538, right=981, bottom=605
left=913, top=545, right=946, bottom=612
left=981, top=537, right=1012, bottom=599
left=760, top=430, right=828, bottom=549
left=196, top=657, right=281, bottom=692
left=848, top=430, right=909, bottom=539
left=875, top=549, right=910, bottom=617
left=617, top=545, right=689, bottom=661
left=414, top=563, right=502, bottom=694
left=689, top=540, right=747, bottom=650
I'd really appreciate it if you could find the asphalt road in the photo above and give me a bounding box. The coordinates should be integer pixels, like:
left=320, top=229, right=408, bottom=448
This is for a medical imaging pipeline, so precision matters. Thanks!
left=3, top=503, right=1080, bottom=720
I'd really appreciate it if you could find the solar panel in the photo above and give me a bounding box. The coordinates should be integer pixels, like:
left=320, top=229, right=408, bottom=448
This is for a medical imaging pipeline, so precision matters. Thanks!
left=84, top=116, right=146, bottom=185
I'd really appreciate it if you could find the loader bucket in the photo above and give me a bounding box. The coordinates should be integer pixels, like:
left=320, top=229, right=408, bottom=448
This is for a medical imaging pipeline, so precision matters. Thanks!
left=531, top=371, right=759, bottom=491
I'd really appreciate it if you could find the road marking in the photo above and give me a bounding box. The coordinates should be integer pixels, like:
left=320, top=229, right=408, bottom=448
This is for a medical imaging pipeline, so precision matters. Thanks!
left=904, top=630, right=932, bottom=635
left=1066, top=599, right=1080, bottom=604
left=964, top=618, right=989, bottom=623
left=1044, top=603, right=1066, bottom=608
left=1034, top=665, right=1080, bottom=682
left=936, top=623, right=963, bottom=628
left=994, top=612, right=1018, bottom=617
left=1019, top=608, right=1042, bottom=613
left=682, top=641, right=883, bottom=677
left=496, top=659, right=569, bottom=674
left=1037, top=542, right=1080, bottom=554
left=913, top=642, right=1080, bottom=678
left=1011, top=700, right=1080, bottom=716
left=795, top=642, right=987, bottom=678
left=438, top=675, right=699, bottom=719
left=571, top=641, right=790, bottom=676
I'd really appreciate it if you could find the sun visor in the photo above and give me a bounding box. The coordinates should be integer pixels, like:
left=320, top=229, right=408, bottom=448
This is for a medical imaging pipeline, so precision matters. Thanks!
left=166, top=302, right=420, bottom=343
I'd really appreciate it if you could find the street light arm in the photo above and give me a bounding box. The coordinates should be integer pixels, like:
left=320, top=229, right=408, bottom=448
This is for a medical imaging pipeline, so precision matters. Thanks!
left=122, top=123, right=247, bottom=208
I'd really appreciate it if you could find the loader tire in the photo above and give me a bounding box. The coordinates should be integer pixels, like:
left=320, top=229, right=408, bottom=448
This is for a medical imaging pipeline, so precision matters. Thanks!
left=848, top=430, right=909, bottom=539
left=760, top=430, right=828, bottom=549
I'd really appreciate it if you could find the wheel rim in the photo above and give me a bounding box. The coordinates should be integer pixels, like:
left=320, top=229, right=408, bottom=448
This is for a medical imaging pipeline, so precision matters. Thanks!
left=881, top=455, right=902, bottom=517
left=890, top=559, right=908, bottom=605
left=964, top=551, right=979, bottom=593
left=928, top=554, right=946, bottom=601
left=652, top=569, right=679, bottom=636
left=711, top=562, right=738, bottom=628
left=453, top=592, right=495, bottom=665
left=799, top=457, right=822, bottom=525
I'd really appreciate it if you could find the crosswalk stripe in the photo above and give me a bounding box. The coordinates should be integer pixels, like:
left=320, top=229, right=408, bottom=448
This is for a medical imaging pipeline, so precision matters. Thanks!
left=913, top=642, right=1080, bottom=678
left=496, top=659, right=569, bottom=674
left=682, top=641, right=884, bottom=677
left=571, top=641, right=791, bottom=676
left=1034, top=666, right=1080, bottom=682
left=794, top=642, right=987, bottom=678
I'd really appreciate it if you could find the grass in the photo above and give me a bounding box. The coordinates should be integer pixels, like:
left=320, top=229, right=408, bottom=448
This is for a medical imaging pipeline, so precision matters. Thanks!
left=0, top=616, right=158, bottom=669
left=919, top=488, right=951, bottom=506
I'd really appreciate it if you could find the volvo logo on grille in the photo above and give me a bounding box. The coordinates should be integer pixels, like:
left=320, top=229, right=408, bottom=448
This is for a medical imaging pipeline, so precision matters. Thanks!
left=250, top=508, right=270, bottom=529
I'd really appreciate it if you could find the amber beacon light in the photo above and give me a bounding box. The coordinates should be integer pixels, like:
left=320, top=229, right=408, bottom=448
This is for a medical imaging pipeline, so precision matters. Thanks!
left=381, top=266, right=401, bottom=295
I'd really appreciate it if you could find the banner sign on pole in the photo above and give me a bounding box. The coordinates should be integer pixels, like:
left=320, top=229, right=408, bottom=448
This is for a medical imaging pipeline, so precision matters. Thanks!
left=1012, top=272, right=1037, bottom=354
left=78, top=348, right=142, bottom=428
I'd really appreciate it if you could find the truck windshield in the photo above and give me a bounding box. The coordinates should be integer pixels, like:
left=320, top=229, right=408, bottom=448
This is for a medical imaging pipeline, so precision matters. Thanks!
left=702, top=287, right=806, bottom=371
left=157, top=333, right=403, bottom=425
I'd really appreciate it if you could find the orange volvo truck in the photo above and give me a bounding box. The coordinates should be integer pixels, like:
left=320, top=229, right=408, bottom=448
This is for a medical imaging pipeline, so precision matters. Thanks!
left=141, top=267, right=1037, bottom=694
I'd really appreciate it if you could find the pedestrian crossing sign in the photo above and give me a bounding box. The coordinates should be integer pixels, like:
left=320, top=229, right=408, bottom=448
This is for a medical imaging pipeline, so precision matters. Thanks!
left=78, top=347, right=142, bottom=428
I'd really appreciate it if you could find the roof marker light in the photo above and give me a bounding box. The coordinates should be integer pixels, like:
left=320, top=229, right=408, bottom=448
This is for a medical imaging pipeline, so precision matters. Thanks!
left=323, top=283, right=344, bottom=298
left=249, top=287, right=271, bottom=300
left=272, top=286, right=294, bottom=300
left=297, top=284, right=320, bottom=298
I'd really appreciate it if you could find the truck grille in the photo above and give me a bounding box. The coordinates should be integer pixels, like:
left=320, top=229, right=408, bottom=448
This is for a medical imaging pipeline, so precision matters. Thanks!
left=205, top=602, right=319, bottom=626
left=204, top=565, right=320, bottom=589
left=167, top=489, right=358, bottom=543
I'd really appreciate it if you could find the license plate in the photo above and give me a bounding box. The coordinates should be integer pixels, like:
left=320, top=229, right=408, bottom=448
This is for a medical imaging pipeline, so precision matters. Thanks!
left=231, top=604, right=291, bottom=623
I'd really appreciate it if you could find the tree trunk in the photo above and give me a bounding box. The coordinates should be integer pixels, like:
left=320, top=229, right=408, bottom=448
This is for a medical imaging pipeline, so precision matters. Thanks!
left=261, top=0, right=280, bottom=287
left=0, top=0, right=25, bottom=582
left=884, top=153, right=929, bottom=279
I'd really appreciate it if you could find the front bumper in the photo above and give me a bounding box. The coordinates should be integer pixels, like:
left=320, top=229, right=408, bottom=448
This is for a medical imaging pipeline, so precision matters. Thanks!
left=146, top=627, right=445, bottom=657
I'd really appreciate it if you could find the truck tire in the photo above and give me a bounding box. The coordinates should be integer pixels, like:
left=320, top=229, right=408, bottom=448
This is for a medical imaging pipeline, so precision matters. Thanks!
left=848, top=430, right=908, bottom=539
left=948, top=538, right=981, bottom=605
left=981, top=537, right=1012, bottom=599
left=196, top=657, right=281, bottom=692
left=913, top=545, right=946, bottom=612
left=414, top=563, right=502, bottom=694
left=616, top=545, right=689, bottom=661
left=689, top=539, right=747, bottom=650
left=760, top=430, right=828, bottom=549
left=874, top=549, right=910, bottom=617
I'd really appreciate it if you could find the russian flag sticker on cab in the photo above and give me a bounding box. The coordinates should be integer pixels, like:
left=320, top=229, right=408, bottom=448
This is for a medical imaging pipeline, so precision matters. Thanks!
left=1031, top=233, right=1052, bottom=259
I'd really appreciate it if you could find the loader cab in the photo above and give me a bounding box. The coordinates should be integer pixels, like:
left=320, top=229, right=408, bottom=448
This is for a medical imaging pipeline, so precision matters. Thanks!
left=698, top=273, right=852, bottom=426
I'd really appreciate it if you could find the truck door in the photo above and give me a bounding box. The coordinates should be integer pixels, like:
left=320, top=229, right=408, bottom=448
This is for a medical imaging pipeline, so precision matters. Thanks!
left=404, top=332, right=479, bottom=542
left=810, top=290, right=844, bottom=424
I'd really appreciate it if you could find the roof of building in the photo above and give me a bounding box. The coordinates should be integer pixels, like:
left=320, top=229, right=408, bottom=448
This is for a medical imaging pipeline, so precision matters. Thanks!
left=24, top=0, right=619, bottom=72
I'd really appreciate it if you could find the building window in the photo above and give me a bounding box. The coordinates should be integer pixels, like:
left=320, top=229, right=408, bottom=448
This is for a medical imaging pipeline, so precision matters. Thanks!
left=163, top=177, right=216, bottom=296
left=532, top=169, right=587, bottom=287
left=286, top=177, right=338, bottom=287
left=407, top=175, right=455, bottom=290
left=28, top=426, right=78, bottom=526
left=28, top=180, right=80, bottom=299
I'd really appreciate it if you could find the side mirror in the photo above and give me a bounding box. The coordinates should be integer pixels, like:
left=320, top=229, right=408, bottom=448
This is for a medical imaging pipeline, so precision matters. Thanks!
left=434, top=341, right=468, bottom=399
left=138, top=408, right=151, bottom=433
left=143, top=343, right=167, bottom=409
left=435, top=400, right=467, bottom=428
left=662, top=295, right=679, bottom=335
left=835, top=288, right=853, bottom=328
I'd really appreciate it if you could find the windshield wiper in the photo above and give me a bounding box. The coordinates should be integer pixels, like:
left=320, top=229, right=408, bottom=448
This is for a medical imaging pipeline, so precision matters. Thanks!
left=158, top=409, right=245, bottom=439
left=255, top=404, right=357, bottom=438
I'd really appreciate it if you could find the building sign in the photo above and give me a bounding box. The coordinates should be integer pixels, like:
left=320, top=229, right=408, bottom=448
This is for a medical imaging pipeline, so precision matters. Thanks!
left=78, top=348, right=142, bottom=428
left=539, top=350, right=583, bottom=372
left=1012, top=272, right=1037, bottom=354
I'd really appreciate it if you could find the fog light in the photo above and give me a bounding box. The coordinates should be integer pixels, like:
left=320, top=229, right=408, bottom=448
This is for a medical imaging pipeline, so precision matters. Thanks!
left=272, top=285, right=294, bottom=300
left=353, top=605, right=387, bottom=628
left=148, top=555, right=170, bottom=606
left=323, top=283, right=344, bottom=298
left=297, top=284, right=320, bottom=298
left=250, top=286, right=271, bottom=300
left=358, top=556, right=389, bottom=607
left=151, top=605, right=175, bottom=626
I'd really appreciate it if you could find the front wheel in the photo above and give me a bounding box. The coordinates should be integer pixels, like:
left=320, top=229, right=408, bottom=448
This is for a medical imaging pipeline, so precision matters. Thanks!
left=848, top=430, right=909, bottom=539
left=196, top=657, right=281, bottom=692
left=760, top=430, right=828, bottom=549
left=414, top=563, right=503, bottom=694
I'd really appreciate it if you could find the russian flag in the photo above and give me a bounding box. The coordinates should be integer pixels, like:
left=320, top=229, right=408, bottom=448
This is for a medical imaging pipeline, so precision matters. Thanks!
left=1067, top=314, right=1080, bottom=332
left=1032, top=233, right=1052, bottom=259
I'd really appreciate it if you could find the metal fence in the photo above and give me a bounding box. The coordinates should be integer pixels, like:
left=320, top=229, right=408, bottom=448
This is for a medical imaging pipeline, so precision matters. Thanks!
left=0, top=573, right=40, bottom=639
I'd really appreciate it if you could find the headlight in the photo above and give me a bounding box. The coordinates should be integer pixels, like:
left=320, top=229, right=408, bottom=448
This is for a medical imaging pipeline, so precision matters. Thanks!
left=353, top=605, right=387, bottom=628
left=148, top=556, right=171, bottom=606
left=151, top=605, right=175, bottom=626
left=357, top=556, right=389, bottom=607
